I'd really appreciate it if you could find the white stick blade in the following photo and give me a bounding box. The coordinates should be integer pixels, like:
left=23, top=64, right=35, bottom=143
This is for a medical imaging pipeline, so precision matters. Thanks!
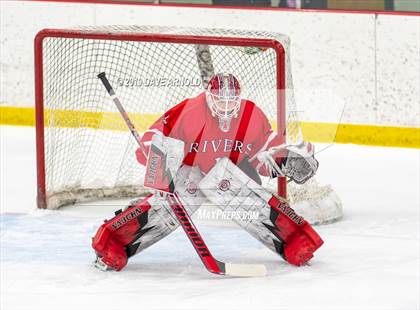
left=224, top=263, right=267, bottom=277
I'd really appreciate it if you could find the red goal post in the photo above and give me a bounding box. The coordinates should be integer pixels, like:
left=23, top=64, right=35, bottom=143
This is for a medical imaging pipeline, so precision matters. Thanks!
left=34, top=26, right=292, bottom=210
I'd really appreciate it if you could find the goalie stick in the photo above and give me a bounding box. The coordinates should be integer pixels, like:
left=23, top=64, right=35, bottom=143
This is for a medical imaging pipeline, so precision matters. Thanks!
left=97, top=72, right=266, bottom=277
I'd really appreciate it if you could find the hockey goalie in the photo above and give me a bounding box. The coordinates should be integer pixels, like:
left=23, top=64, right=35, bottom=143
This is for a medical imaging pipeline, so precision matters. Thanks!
left=92, top=73, right=323, bottom=272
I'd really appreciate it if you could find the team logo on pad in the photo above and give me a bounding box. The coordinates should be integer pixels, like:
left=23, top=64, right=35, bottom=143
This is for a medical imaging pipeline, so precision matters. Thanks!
left=218, top=179, right=231, bottom=192
left=186, top=182, right=198, bottom=194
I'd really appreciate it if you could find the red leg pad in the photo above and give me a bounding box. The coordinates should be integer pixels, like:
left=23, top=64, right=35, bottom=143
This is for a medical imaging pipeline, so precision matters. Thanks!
left=99, top=237, right=127, bottom=271
left=92, top=224, right=111, bottom=253
left=91, top=195, right=152, bottom=271
left=92, top=224, right=128, bottom=271
left=284, top=223, right=324, bottom=266
left=268, top=196, right=323, bottom=266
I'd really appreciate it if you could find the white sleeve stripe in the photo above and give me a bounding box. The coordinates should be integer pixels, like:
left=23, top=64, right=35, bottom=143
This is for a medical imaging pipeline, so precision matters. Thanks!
left=249, top=131, right=277, bottom=161
left=143, top=129, right=163, bottom=136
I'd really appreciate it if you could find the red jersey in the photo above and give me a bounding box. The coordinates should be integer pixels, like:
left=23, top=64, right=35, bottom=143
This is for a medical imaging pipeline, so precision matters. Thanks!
left=140, top=92, right=282, bottom=173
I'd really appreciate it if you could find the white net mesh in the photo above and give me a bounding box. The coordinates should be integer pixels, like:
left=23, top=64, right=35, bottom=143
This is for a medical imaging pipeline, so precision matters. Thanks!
left=38, top=25, right=306, bottom=210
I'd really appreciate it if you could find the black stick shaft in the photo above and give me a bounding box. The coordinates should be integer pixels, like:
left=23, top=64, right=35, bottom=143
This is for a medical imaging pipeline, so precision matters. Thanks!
left=97, top=72, right=145, bottom=156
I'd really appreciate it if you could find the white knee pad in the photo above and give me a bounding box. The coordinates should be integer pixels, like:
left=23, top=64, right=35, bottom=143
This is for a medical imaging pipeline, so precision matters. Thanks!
left=198, top=158, right=282, bottom=253
left=174, top=165, right=206, bottom=214
left=129, top=165, right=206, bottom=255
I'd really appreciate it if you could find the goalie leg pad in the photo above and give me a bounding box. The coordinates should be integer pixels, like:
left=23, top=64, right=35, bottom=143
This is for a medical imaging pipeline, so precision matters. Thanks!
left=283, top=223, right=323, bottom=266
left=92, top=194, right=175, bottom=271
left=92, top=195, right=153, bottom=271
left=131, top=166, right=206, bottom=255
left=92, top=166, right=206, bottom=271
left=267, top=196, right=323, bottom=266
left=93, top=232, right=127, bottom=271
left=199, top=158, right=323, bottom=266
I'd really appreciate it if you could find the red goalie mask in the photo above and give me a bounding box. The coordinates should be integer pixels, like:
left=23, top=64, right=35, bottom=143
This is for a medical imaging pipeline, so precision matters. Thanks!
left=206, top=73, right=241, bottom=132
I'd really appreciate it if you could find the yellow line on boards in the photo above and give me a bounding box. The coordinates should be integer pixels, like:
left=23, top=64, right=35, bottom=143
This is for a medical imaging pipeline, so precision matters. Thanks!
left=0, top=106, right=419, bottom=149
left=300, top=122, right=420, bottom=149
left=0, top=106, right=159, bottom=132
left=0, top=106, right=36, bottom=126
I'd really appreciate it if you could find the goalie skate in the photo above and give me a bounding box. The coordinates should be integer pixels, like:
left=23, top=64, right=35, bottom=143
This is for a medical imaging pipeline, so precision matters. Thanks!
left=93, top=255, right=114, bottom=272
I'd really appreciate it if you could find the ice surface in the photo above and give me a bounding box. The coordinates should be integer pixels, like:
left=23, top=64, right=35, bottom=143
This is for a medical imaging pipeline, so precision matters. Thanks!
left=1, top=126, right=419, bottom=310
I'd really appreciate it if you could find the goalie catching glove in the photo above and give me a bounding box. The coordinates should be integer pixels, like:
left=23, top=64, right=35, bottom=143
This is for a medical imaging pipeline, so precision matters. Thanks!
left=255, top=141, right=319, bottom=184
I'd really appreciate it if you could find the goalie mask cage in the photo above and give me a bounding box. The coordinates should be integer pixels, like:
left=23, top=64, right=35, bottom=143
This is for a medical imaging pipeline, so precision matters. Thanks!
left=35, top=26, right=302, bottom=210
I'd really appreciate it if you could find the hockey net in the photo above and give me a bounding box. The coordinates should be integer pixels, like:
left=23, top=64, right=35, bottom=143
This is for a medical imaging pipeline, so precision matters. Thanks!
left=35, top=26, right=342, bottom=224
